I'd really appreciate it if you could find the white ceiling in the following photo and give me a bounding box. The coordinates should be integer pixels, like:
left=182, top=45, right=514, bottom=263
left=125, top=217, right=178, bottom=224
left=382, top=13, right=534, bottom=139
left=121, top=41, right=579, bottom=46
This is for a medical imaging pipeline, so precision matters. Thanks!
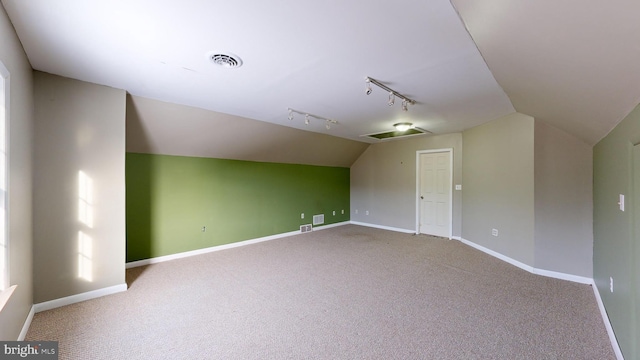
left=1, top=0, right=514, bottom=143
left=3, top=1, right=638, bottom=145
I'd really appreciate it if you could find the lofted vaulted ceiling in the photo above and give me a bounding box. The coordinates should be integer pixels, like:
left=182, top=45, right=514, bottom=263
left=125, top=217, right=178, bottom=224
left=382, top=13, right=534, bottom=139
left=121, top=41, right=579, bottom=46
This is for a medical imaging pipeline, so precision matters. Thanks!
left=2, top=1, right=639, bottom=145
left=451, top=0, right=640, bottom=145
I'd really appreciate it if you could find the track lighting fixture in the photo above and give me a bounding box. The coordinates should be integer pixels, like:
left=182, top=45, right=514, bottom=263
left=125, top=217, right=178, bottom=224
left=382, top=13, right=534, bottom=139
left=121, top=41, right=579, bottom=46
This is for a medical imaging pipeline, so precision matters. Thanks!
left=365, top=77, right=416, bottom=111
left=287, top=108, right=338, bottom=130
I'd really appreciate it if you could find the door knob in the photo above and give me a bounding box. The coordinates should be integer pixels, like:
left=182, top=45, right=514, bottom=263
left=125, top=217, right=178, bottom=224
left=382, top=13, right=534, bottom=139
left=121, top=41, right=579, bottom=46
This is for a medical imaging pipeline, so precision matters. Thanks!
left=420, top=196, right=424, bottom=199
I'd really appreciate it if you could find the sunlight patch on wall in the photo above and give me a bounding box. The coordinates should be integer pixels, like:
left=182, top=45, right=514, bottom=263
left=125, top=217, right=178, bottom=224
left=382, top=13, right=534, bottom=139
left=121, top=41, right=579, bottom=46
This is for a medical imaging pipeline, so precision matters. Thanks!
left=78, top=170, right=94, bottom=282
left=77, top=231, right=92, bottom=282
left=78, top=171, right=93, bottom=228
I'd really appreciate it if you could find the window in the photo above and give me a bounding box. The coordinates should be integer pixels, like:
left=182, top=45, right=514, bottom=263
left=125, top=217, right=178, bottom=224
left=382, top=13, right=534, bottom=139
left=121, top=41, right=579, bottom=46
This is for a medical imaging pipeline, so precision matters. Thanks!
left=0, top=61, right=9, bottom=291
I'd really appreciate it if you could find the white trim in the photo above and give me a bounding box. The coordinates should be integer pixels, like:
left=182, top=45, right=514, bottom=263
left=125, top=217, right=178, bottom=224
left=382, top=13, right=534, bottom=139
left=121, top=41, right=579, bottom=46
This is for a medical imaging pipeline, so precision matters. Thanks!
left=458, top=237, right=534, bottom=273
left=532, top=268, right=592, bottom=285
left=350, top=221, right=415, bottom=234
left=127, top=223, right=352, bottom=269
left=415, top=149, right=453, bottom=239
left=34, top=283, right=127, bottom=313
left=458, top=237, right=593, bottom=284
left=313, top=221, right=350, bottom=231
left=18, top=305, right=34, bottom=341
left=128, top=229, right=301, bottom=268
left=0, top=61, right=10, bottom=291
left=591, top=281, right=624, bottom=360
left=0, top=284, right=16, bottom=312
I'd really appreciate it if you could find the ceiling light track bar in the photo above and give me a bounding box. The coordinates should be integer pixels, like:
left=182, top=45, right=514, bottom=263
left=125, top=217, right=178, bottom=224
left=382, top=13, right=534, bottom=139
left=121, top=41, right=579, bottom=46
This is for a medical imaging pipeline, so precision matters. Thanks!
left=288, top=108, right=338, bottom=129
left=365, top=77, right=416, bottom=107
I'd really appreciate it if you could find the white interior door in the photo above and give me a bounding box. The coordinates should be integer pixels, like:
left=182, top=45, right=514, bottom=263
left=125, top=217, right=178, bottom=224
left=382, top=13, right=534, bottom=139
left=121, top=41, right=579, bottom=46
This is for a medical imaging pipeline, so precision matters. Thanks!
left=418, top=151, right=451, bottom=237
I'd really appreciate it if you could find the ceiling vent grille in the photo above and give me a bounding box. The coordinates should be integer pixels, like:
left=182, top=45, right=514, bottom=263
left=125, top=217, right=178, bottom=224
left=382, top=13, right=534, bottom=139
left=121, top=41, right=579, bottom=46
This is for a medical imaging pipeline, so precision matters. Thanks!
left=208, top=53, right=243, bottom=68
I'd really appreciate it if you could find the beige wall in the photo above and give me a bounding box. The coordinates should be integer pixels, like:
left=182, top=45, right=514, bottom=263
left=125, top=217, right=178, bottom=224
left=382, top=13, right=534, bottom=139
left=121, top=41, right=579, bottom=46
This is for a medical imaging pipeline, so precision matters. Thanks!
left=33, top=72, right=126, bottom=303
left=350, top=133, right=462, bottom=235
left=534, top=121, right=593, bottom=277
left=0, top=4, right=34, bottom=340
left=127, top=95, right=369, bottom=167
left=462, top=113, right=535, bottom=265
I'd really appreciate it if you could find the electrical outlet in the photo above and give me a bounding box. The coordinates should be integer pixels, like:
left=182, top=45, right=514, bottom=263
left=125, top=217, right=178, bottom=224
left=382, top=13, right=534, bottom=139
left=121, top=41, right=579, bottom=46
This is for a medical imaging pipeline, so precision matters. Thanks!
left=365, top=210, right=369, bottom=215
left=333, top=211, right=336, bottom=216
left=341, top=210, right=344, bottom=214
left=610, top=277, right=614, bottom=293
left=491, top=228, right=499, bottom=237
left=355, top=209, right=358, bottom=214
left=301, top=213, right=304, bottom=219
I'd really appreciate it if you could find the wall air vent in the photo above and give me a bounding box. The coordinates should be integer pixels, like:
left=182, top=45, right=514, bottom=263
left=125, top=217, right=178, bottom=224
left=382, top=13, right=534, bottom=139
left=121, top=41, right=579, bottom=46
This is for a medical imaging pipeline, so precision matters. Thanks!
left=313, top=214, right=324, bottom=225
left=362, top=127, right=431, bottom=141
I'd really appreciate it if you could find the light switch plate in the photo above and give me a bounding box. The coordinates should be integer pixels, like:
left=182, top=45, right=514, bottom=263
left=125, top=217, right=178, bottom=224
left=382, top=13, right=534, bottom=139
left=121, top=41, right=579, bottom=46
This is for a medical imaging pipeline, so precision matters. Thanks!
left=455, top=184, right=462, bottom=190
left=619, top=194, right=625, bottom=211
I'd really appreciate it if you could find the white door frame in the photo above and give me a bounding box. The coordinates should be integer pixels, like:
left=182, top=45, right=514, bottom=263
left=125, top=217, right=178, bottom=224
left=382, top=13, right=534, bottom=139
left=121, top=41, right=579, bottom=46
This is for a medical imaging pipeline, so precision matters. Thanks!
left=415, top=149, right=453, bottom=239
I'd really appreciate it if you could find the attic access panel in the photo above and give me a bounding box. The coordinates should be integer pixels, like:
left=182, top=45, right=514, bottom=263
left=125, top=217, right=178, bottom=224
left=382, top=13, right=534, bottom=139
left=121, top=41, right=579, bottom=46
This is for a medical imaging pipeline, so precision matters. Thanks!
left=362, top=127, right=431, bottom=141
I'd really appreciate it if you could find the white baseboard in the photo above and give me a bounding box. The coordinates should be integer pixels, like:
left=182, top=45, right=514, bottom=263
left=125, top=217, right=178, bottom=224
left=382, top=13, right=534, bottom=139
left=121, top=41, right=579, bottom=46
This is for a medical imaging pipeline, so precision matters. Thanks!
left=126, top=222, right=352, bottom=269
left=458, top=238, right=593, bottom=284
left=458, top=238, right=535, bottom=273
left=350, top=221, right=415, bottom=234
left=591, top=281, right=624, bottom=360
left=18, top=305, right=35, bottom=340
left=532, top=268, right=592, bottom=285
left=34, top=283, right=127, bottom=313
left=314, top=221, right=350, bottom=231
left=126, top=230, right=301, bottom=268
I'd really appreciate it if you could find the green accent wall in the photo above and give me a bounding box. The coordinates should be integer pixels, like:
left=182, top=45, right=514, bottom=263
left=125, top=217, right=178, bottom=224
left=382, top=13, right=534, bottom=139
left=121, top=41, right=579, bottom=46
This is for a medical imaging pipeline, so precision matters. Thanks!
left=126, top=153, right=350, bottom=262
left=594, top=103, right=640, bottom=359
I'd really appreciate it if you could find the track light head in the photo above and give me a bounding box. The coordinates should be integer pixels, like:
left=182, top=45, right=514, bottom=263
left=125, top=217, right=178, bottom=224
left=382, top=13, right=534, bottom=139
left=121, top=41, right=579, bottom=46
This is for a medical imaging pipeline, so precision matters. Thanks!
left=364, top=77, right=416, bottom=112
left=288, top=108, right=338, bottom=130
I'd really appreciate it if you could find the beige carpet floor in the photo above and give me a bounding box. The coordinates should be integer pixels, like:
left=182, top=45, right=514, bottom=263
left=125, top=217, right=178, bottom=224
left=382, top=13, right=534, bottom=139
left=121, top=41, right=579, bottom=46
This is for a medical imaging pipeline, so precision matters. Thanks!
left=26, top=225, right=615, bottom=359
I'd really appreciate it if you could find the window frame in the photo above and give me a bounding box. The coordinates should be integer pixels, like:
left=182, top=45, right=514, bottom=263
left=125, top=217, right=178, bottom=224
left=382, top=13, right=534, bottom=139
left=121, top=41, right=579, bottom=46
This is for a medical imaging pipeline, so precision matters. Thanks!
left=0, top=60, right=10, bottom=291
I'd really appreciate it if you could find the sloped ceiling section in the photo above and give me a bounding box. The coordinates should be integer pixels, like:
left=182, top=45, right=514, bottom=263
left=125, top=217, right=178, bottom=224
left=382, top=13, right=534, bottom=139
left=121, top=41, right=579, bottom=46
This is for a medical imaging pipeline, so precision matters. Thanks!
left=2, top=0, right=514, bottom=143
left=126, top=95, right=369, bottom=167
left=451, top=0, right=640, bottom=145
